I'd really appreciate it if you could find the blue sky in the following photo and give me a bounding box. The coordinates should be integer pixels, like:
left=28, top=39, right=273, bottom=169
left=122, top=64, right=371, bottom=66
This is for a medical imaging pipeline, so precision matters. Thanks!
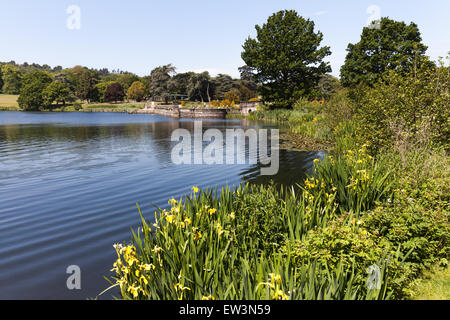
left=0, top=0, right=449, bottom=78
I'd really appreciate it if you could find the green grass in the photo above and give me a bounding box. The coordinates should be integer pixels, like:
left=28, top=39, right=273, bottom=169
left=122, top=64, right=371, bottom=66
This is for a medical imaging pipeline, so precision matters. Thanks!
left=81, top=102, right=145, bottom=112
left=0, top=94, right=20, bottom=110
left=411, top=264, right=450, bottom=300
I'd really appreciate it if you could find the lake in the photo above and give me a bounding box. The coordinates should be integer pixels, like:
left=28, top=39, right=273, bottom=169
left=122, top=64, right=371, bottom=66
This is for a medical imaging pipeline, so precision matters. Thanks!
left=0, top=111, right=323, bottom=299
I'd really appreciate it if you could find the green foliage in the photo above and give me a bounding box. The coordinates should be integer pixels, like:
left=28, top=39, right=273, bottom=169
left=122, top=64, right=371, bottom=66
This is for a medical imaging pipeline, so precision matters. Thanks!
left=411, top=264, right=450, bottom=300
left=0, top=66, right=3, bottom=92
left=42, top=81, right=70, bottom=106
left=102, top=184, right=389, bottom=300
left=340, top=17, right=428, bottom=87
left=314, top=74, right=342, bottom=101
left=332, top=120, right=364, bottom=155
left=1, top=64, right=22, bottom=94
left=303, top=146, right=393, bottom=214
left=150, top=64, right=176, bottom=103
left=283, top=213, right=396, bottom=295
left=127, top=81, right=147, bottom=102
left=323, top=89, right=354, bottom=129
left=73, top=102, right=82, bottom=111
left=356, top=60, right=449, bottom=152
left=242, top=10, right=331, bottom=107
left=92, top=81, right=116, bottom=103
left=17, top=71, right=52, bottom=110
left=116, top=73, right=140, bottom=91
left=65, top=66, right=98, bottom=102
left=186, top=71, right=214, bottom=103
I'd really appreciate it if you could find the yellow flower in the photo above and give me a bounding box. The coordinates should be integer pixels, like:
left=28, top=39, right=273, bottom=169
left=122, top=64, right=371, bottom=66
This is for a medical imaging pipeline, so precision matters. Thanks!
left=269, top=273, right=282, bottom=284
left=128, top=285, right=140, bottom=298
left=229, top=211, right=235, bottom=219
left=313, top=159, right=320, bottom=164
left=141, top=263, right=155, bottom=271
left=173, top=283, right=191, bottom=292
left=166, top=215, right=176, bottom=224
left=184, top=218, right=192, bottom=225
left=217, top=224, right=224, bottom=236
left=201, top=295, right=216, bottom=300
left=168, top=198, right=177, bottom=205
left=208, top=208, right=217, bottom=215
left=273, top=289, right=289, bottom=300
left=194, top=230, right=202, bottom=241
left=139, top=275, right=148, bottom=286
left=153, top=246, right=163, bottom=254
left=191, top=186, right=199, bottom=193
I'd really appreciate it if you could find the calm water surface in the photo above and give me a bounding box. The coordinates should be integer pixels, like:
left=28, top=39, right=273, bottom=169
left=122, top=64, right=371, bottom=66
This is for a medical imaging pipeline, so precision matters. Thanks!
left=0, top=111, right=323, bottom=299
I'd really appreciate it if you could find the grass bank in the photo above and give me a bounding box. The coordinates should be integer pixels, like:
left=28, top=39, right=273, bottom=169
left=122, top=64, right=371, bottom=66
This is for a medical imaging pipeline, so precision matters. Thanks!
left=0, top=94, right=20, bottom=110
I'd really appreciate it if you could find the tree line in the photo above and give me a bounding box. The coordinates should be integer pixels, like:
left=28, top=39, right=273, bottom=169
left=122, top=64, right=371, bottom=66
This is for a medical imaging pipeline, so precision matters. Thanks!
left=1, top=10, right=443, bottom=111
left=0, top=62, right=260, bottom=111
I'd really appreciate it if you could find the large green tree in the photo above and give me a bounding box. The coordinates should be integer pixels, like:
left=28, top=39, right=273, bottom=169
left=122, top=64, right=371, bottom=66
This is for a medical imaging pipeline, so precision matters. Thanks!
left=65, top=66, right=98, bottom=102
left=127, top=81, right=147, bottom=102
left=340, top=17, right=428, bottom=87
left=168, top=72, right=194, bottom=96
left=213, top=74, right=234, bottom=100
left=1, top=64, right=22, bottom=94
left=17, top=71, right=52, bottom=110
left=42, top=81, right=70, bottom=106
left=116, top=73, right=140, bottom=91
left=187, top=72, right=214, bottom=103
left=149, top=64, right=176, bottom=103
left=241, top=10, right=331, bottom=107
left=0, top=66, right=3, bottom=92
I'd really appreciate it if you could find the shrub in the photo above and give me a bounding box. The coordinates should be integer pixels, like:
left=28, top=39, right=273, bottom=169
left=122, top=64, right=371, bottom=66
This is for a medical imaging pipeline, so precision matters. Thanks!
left=102, top=185, right=389, bottom=300
left=73, top=102, right=82, bottom=111
left=302, top=145, right=394, bottom=214
left=356, top=62, right=449, bottom=152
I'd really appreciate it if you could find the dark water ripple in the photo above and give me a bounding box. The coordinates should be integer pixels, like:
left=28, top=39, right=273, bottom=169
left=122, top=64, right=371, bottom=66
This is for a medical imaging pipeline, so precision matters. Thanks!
left=0, top=111, right=322, bottom=299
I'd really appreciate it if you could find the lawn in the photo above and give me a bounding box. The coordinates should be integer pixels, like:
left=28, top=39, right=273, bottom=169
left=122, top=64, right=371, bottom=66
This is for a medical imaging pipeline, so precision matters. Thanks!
left=0, top=94, right=19, bottom=110
left=412, top=264, right=450, bottom=300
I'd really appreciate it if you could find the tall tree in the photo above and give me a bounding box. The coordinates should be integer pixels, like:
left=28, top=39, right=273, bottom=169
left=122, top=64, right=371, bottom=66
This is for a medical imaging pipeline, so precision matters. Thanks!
left=127, top=81, right=147, bottom=102
left=238, top=65, right=256, bottom=81
left=315, top=74, right=341, bottom=101
left=1, top=64, right=22, bottom=94
left=149, top=64, right=176, bottom=103
left=340, top=17, right=428, bottom=87
left=92, top=81, right=116, bottom=102
left=213, top=74, right=234, bottom=100
left=17, top=71, right=52, bottom=110
left=42, top=81, right=70, bottom=106
left=117, top=73, right=140, bottom=91
left=168, top=72, right=194, bottom=96
left=104, top=82, right=125, bottom=102
left=242, top=10, right=331, bottom=107
left=0, top=66, right=3, bottom=93
left=65, top=66, right=98, bottom=102
left=187, top=72, right=214, bottom=103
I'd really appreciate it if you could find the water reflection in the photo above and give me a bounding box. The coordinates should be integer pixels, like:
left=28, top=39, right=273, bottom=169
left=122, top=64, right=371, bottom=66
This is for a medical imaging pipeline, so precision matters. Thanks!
left=0, top=112, right=321, bottom=299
